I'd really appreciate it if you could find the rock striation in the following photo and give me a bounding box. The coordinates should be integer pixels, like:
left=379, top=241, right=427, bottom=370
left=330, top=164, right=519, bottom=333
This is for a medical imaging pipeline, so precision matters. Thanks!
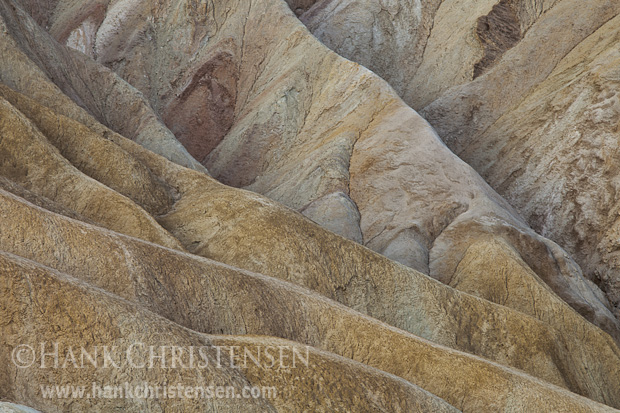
left=290, top=0, right=620, bottom=320
left=0, top=0, right=619, bottom=411
left=34, top=0, right=620, bottom=341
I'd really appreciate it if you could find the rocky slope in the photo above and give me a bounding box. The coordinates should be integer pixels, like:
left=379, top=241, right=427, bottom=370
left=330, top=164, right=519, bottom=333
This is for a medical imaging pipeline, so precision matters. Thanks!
left=290, top=0, right=620, bottom=320
left=0, top=0, right=619, bottom=411
left=33, top=0, right=620, bottom=338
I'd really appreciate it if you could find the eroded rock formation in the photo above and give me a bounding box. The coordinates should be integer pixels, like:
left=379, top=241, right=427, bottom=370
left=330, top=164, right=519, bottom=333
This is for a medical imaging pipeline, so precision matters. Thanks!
left=1, top=0, right=619, bottom=411
left=288, top=0, right=620, bottom=323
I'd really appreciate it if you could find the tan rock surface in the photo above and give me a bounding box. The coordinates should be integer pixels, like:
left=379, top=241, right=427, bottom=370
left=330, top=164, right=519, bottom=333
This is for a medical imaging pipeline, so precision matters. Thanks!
left=454, top=13, right=620, bottom=319
left=0, top=0, right=205, bottom=173
left=300, top=191, right=363, bottom=244
left=286, top=0, right=620, bottom=322
left=0, top=93, right=183, bottom=251
left=40, top=0, right=620, bottom=340
left=1, top=0, right=620, bottom=411
left=1, top=191, right=618, bottom=412
left=2, top=250, right=466, bottom=412
left=297, top=0, right=558, bottom=110
left=0, top=89, right=619, bottom=407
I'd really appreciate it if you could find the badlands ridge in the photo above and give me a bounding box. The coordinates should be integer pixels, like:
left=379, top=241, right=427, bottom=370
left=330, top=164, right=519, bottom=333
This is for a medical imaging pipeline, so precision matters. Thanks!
left=0, top=0, right=619, bottom=411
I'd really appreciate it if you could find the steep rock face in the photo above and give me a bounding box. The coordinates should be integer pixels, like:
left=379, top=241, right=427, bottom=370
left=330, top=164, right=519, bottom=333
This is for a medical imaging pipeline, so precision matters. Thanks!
left=0, top=56, right=618, bottom=409
left=296, top=0, right=441, bottom=109
left=297, top=0, right=558, bottom=110
left=40, top=0, right=620, bottom=339
left=455, top=13, right=620, bottom=319
left=0, top=90, right=183, bottom=251
left=283, top=0, right=620, bottom=319
left=421, top=0, right=620, bottom=318
left=421, top=0, right=619, bottom=149
left=0, top=0, right=205, bottom=173
left=1, top=191, right=619, bottom=412
left=2, top=77, right=620, bottom=405
left=1, top=0, right=620, bottom=411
